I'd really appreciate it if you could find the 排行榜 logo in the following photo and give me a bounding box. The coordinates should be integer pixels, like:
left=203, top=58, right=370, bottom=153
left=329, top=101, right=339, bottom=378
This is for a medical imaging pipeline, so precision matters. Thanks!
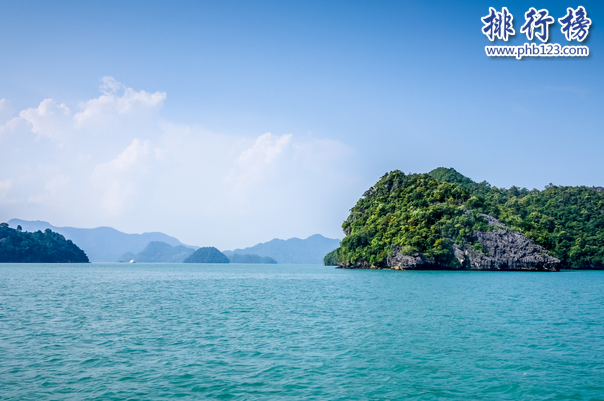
left=481, top=6, right=591, bottom=59
left=520, top=8, right=555, bottom=42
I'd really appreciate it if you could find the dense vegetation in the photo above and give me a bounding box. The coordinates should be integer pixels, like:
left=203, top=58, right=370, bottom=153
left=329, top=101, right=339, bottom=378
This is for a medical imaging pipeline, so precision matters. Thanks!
left=0, top=223, right=89, bottom=263
left=428, top=168, right=604, bottom=269
left=183, top=247, right=230, bottom=263
left=229, top=254, right=277, bottom=264
left=323, top=248, right=338, bottom=266
left=338, top=171, right=491, bottom=268
left=336, top=168, right=604, bottom=269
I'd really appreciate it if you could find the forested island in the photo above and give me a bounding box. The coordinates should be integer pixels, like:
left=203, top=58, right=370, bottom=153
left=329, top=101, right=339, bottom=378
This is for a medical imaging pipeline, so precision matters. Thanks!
left=0, top=223, right=89, bottom=263
left=119, top=242, right=277, bottom=264
left=329, top=168, right=604, bottom=271
left=183, top=247, right=230, bottom=263
left=228, top=254, right=277, bottom=264
left=120, top=241, right=195, bottom=263
left=9, top=219, right=191, bottom=262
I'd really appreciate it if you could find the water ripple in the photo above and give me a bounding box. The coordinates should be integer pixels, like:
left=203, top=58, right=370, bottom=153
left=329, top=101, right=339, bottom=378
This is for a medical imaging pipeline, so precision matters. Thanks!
left=1, top=264, right=603, bottom=399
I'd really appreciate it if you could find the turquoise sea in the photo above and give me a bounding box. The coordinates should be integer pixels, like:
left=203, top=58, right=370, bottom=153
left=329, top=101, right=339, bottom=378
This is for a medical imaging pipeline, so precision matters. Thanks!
left=1, top=264, right=603, bottom=400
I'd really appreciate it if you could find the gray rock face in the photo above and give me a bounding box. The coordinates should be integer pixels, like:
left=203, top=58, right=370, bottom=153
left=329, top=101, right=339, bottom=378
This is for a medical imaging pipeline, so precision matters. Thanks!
left=338, top=260, right=374, bottom=270
left=341, top=215, right=561, bottom=271
left=386, top=250, right=433, bottom=270
left=451, top=229, right=560, bottom=271
left=479, top=213, right=505, bottom=227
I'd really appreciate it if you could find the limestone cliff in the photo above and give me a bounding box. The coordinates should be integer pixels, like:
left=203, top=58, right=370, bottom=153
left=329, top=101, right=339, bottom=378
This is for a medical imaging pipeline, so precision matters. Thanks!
left=340, top=215, right=560, bottom=271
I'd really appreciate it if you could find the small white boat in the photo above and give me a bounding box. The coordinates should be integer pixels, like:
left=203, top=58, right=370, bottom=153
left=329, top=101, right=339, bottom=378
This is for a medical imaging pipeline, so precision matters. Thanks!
left=129, top=259, right=135, bottom=263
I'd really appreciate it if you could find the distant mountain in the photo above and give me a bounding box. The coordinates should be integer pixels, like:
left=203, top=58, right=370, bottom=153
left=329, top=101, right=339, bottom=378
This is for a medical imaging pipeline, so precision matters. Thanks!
left=229, top=254, right=277, bottom=264
left=7, top=219, right=194, bottom=262
left=183, top=247, right=229, bottom=263
left=223, top=234, right=341, bottom=264
left=119, top=252, right=136, bottom=263
left=0, top=223, right=89, bottom=263
left=123, top=241, right=195, bottom=263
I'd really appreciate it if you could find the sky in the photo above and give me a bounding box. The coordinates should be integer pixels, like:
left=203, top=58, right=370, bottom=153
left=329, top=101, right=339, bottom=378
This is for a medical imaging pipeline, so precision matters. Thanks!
left=0, top=0, right=602, bottom=249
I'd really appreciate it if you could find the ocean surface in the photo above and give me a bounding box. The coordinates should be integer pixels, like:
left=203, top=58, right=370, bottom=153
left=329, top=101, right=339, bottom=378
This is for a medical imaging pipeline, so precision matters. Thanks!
left=1, top=264, right=603, bottom=400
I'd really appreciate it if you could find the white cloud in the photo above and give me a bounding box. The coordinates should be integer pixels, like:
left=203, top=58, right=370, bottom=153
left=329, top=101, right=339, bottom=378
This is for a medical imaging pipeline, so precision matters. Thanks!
left=237, top=132, right=293, bottom=166
left=0, top=77, right=165, bottom=144
left=92, top=138, right=151, bottom=215
left=0, top=78, right=360, bottom=248
left=95, top=138, right=150, bottom=174
left=100, top=76, right=124, bottom=95
left=74, top=77, right=166, bottom=128
left=228, top=132, right=352, bottom=192
left=0, top=116, right=29, bottom=137
left=19, top=99, right=72, bottom=140
left=232, top=132, right=293, bottom=184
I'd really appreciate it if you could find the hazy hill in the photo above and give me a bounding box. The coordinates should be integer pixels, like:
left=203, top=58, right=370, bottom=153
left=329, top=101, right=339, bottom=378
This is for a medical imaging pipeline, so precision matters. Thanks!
left=229, top=254, right=277, bottom=264
left=124, top=241, right=195, bottom=263
left=183, top=247, right=229, bottom=263
left=0, top=223, right=89, bottom=263
left=223, top=234, right=340, bottom=264
left=7, top=219, right=194, bottom=262
left=119, top=252, right=136, bottom=263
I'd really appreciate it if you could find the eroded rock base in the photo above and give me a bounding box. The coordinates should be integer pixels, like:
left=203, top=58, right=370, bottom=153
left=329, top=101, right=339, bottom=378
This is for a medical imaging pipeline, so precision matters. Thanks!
left=338, top=215, right=561, bottom=272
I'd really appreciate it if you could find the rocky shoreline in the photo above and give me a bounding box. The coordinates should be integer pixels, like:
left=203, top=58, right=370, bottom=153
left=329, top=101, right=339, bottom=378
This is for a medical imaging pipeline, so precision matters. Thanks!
left=338, top=215, right=561, bottom=272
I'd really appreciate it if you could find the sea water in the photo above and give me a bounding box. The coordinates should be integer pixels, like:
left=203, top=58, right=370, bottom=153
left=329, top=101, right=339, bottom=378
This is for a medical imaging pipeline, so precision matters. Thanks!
left=1, top=264, right=603, bottom=400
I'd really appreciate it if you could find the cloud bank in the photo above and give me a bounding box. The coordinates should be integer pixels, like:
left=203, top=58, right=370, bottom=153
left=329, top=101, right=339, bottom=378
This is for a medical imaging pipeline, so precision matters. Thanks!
left=0, top=77, right=359, bottom=249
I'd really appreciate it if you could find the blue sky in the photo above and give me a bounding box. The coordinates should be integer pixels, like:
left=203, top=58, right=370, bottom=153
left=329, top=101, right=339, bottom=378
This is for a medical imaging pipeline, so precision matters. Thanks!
left=0, top=0, right=602, bottom=248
